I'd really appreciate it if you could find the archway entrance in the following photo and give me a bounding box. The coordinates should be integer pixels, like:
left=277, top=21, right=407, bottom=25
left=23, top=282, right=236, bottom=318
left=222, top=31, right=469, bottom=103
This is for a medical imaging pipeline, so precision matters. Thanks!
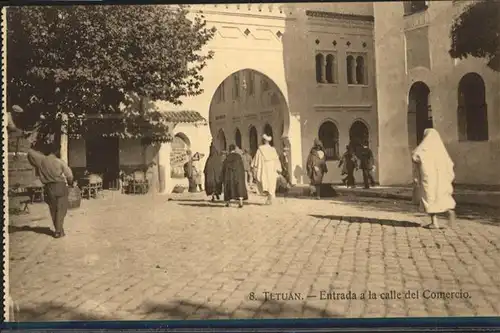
left=319, top=121, right=340, bottom=161
left=458, top=73, right=488, bottom=141
left=249, top=126, right=258, bottom=157
left=349, top=120, right=369, bottom=146
left=408, top=82, right=432, bottom=148
left=349, top=120, right=369, bottom=158
left=263, top=123, right=274, bottom=147
left=216, top=129, right=227, bottom=152
left=235, top=128, right=242, bottom=149
left=208, top=68, right=290, bottom=157
left=171, top=133, right=190, bottom=178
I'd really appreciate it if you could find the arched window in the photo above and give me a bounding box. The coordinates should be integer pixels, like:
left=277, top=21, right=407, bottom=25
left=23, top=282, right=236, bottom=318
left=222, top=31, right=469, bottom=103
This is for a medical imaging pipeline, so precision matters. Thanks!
left=215, top=82, right=225, bottom=103
left=315, top=53, right=324, bottom=83
left=233, top=73, right=240, bottom=99
left=261, top=76, right=270, bottom=92
left=408, top=81, right=431, bottom=147
left=249, top=126, right=258, bottom=157
left=346, top=55, right=355, bottom=84
left=263, top=123, right=274, bottom=146
left=325, top=54, right=335, bottom=83
left=349, top=120, right=370, bottom=157
left=318, top=121, right=340, bottom=160
left=356, top=56, right=365, bottom=85
left=171, top=133, right=191, bottom=178
left=235, top=128, right=242, bottom=149
left=217, top=129, right=227, bottom=151
left=247, top=71, right=255, bottom=96
left=457, top=73, right=488, bottom=141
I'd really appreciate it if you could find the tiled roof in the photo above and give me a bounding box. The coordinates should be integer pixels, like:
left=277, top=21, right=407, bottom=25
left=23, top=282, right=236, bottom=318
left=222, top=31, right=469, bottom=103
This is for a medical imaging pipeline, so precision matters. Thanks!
left=162, top=110, right=207, bottom=124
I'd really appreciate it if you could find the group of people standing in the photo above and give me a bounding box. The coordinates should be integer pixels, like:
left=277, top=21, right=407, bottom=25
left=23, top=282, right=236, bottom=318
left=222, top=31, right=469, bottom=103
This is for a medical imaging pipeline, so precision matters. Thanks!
left=303, top=138, right=377, bottom=200
left=187, top=133, right=285, bottom=207
left=338, top=142, right=376, bottom=189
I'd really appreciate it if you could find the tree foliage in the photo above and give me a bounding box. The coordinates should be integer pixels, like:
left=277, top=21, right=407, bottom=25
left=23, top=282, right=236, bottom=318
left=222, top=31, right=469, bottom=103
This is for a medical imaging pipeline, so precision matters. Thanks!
left=449, top=1, right=500, bottom=71
left=7, top=5, right=215, bottom=143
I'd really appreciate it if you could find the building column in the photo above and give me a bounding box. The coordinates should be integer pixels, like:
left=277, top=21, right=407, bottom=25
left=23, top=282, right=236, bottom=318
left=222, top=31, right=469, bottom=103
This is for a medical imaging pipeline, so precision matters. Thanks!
left=286, top=114, right=303, bottom=185
left=60, top=114, right=69, bottom=164
left=158, top=141, right=172, bottom=194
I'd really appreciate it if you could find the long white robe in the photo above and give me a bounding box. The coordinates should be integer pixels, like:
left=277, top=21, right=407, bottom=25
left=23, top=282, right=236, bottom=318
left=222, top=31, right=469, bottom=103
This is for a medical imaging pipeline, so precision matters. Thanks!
left=412, top=128, right=456, bottom=214
left=251, top=144, right=282, bottom=196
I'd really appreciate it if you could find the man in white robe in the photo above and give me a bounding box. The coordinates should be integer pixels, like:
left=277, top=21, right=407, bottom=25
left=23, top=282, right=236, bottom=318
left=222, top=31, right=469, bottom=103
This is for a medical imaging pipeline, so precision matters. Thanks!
left=251, top=134, right=282, bottom=205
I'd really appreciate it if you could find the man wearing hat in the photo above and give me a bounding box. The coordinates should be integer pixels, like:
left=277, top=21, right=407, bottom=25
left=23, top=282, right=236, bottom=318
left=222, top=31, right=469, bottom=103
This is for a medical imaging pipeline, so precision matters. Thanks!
left=251, top=134, right=282, bottom=205
left=27, top=143, right=74, bottom=238
left=7, top=105, right=25, bottom=136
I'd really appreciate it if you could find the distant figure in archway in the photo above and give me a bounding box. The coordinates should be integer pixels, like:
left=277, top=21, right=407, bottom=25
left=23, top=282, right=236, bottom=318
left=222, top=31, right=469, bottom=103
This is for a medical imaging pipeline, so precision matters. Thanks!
left=306, top=138, right=328, bottom=199
left=412, top=129, right=456, bottom=229
left=252, top=134, right=282, bottom=205
left=183, top=150, right=197, bottom=193
left=192, top=152, right=204, bottom=192
left=222, top=144, right=248, bottom=208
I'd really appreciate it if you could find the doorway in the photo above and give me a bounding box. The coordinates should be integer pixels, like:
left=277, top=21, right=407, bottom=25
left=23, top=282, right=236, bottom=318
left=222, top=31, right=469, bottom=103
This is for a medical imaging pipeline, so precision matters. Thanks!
left=86, top=136, right=120, bottom=189
left=408, top=82, right=432, bottom=148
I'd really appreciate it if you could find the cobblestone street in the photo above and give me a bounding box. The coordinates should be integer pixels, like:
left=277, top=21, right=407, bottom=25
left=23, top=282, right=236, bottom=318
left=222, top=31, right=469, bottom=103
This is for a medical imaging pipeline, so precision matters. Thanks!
left=7, top=191, right=500, bottom=321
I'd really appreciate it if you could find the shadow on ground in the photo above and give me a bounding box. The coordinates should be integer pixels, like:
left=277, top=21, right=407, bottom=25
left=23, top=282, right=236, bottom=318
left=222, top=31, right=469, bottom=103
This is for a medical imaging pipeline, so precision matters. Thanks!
left=14, top=299, right=340, bottom=321
left=171, top=198, right=266, bottom=207
left=331, top=196, right=500, bottom=226
left=142, top=298, right=340, bottom=320
left=8, top=225, right=53, bottom=236
left=310, top=214, right=421, bottom=228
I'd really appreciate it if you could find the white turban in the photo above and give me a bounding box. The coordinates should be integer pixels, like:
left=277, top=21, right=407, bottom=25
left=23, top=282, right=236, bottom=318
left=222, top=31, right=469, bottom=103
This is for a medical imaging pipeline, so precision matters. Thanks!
left=12, top=105, right=24, bottom=113
left=262, top=134, right=272, bottom=142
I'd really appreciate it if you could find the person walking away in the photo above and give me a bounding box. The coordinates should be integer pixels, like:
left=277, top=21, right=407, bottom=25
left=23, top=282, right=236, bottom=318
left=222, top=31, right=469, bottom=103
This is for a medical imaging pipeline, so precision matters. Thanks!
left=338, top=145, right=357, bottom=188
left=204, top=144, right=223, bottom=201
left=359, top=142, right=376, bottom=189
left=251, top=134, right=282, bottom=205
left=242, top=149, right=253, bottom=190
left=27, top=143, right=74, bottom=238
left=222, top=144, right=248, bottom=208
left=412, top=128, right=456, bottom=229
left=306, top=139, right=328, bottom=199
left=183, top=150, right=197, bottom=193
left=192, top=152, right=204, bottom=192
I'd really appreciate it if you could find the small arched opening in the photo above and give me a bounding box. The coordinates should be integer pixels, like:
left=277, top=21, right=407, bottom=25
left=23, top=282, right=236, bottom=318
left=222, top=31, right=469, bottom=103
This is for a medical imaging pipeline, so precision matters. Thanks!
left=347, top=55, right=355, bottom=84
left=316, top=53, right=324, bottom=83
left=349, top=120, right=369, bottom=156
left=408, top=81, right=432, bottom=148
left=171, top=132, right=191, bottom=179
left=457, top=72, right=488, bottom=141
left=235, top=128, right=242, bottom=149
left=356, top=56, right=365, bottom=85
left=216, top=129, right=227, bottom=152
left=325, top=54, right=335, bottom=83
left=318, top=120, right=340, bottom=160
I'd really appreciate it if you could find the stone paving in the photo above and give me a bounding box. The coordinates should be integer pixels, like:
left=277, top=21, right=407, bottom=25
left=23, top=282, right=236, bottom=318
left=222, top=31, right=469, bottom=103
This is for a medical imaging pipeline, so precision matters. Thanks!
left=6, top=190, right=500, bottom=321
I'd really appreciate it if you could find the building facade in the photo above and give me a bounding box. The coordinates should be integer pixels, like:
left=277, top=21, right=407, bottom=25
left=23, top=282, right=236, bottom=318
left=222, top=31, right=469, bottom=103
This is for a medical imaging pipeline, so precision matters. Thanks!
left=66, top=1, right=498, bottom=191
left=161, top=2, right=377, bottom=186
left=374, top=0, right=500, bottom=186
